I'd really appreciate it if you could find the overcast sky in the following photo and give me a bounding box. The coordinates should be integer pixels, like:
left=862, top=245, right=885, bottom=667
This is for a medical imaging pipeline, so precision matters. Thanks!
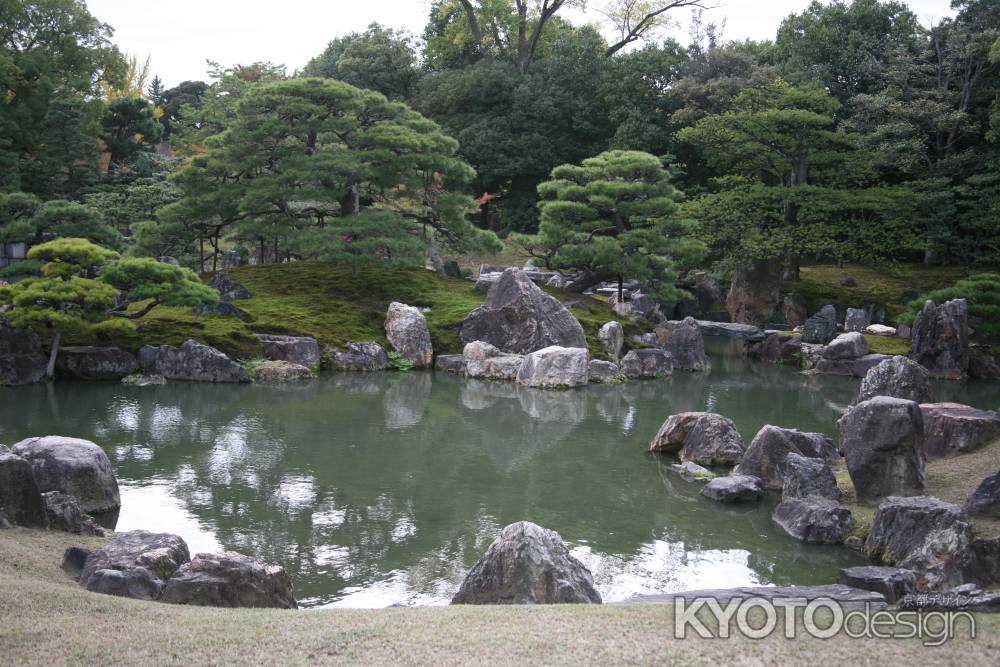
left=85, top=0, right=958, bottom=87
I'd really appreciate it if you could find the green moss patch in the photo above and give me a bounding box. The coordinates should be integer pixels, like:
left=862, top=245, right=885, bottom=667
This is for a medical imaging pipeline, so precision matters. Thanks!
left=863, top=335, right=910, bottom=356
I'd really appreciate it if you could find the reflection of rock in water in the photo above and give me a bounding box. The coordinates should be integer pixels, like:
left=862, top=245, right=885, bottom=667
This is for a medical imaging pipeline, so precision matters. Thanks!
left=383, top=372, right=432, bottom=430
left=589, top=385, right=627, bottom=422
left=460, top=383, right=584, bottom=472
left=330, top=372, right=390, bottom=395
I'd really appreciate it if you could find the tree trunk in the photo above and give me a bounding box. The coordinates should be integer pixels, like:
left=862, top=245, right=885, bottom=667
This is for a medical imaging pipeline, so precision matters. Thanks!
left=259, top=238, right=266, bottom=266
left=617, top=275, right=624, bottom=302
left=46, top=332, right=61, bottom=380
left=199, top=238, right=205, bottom=273
left=341, top=182, right=360, bottom=217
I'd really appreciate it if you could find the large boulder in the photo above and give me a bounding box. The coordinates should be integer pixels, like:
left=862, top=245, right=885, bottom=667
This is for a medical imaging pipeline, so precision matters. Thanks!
left=207, top=272, right=250, bottom=301
left=649, top=412, right=703, bottom=453
left=802, top=305, right=838, bottom=344
left=0, top=321, right=46, bottom=386
left=253, top=334, right=320, bottom=368
left=587, top=359, right=624, bottom=384
left=42, top=492, right=103, bottom=536
left=663, top=317, right=707, bottom=371
left=679, top=414, right=744, bottom=466
left=597, top=321, right=623, bottom=362
left=11, top=436, right=120, bottom=515
left=139, top=339, right=250, bottom=383
left=866, top=496, right=972, bottom=589
left=964, top=469, right=1000, bottom=518
left=451, top=521, right=601, bottom=605
left=838, top=566, right=916, bottom=605
left=460, top=269, right=586, bottom=353
left=726, top=259, right=781, bottom=327
left=822, top=332, right=869, bottom=360
left=385, top=302, right=433, bottom=368
left=781, top=452, right=841, bottom=501
left=733, top=426, right=837, bottom=490
left=463, top=341, right=525, bottom=381
left=55, top=346, right=139, bottom=381
left=700, top=475, right=763, bottom=503
left=160, top=551, right=297, bottom=609
left=815, top=353, right=892, bottom=377
left=749, top=332, right=802, bottom=365
left=910, top=298, right=969, bottom=379
left=327, top=342, right=389, bottom=372
left=620, top=349, right=673, bottom=378
left=85, top=566, right=164, bottom=600
left=844, top=308, right=870, bottom=333
left=857, top=356, right=931, bottom=404
left=772, top=497, right=853, bottom=544
left=838, top=397, right=926, bottom=502
left=0, top=451, right=47, bottom=528
left=516, top=346, right=588, bottom=389
left=80, top=530, right=191, bottom=594
left=919, top=402, right=1000, bottom=459
left=692, top=272, right=723, bottom=314
left=251, top=361, right=313, bottom=383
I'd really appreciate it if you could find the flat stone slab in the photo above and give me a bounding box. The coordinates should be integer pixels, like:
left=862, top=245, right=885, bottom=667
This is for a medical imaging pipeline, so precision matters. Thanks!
left=621, top=585, right=887, bottom=610
left=692, top=320, right=766, bottom=342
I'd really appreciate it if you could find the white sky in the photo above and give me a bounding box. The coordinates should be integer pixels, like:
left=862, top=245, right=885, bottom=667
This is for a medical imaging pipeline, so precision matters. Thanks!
left=85, top=0, right=958, bottom=87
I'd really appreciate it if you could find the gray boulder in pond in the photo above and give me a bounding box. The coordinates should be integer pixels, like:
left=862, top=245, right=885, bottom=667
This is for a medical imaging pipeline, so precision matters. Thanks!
left=251, top=360, right=313, bottom=383
left=964, top=469, right=1000, bottom=518
left=80, top=530, right=191, bottom=592
left=598, top=321, right=623, bottom=362
left=460, top=269, right=586, bottom=354
left=679, top=413, right=745, bottom=466
left=463, top=341, right=525, bottom=381
left=734, top=426, right=837, bottom=491
left=451, top=521, right=601, bottom=604
left=782, top=453, right=841, bottom=501
left=588, top=359, right=624, bottom=384
left=0, top=321, right=46, bottom=386
left=700, top=475, right=762, bottom=503
left=866, top=496, right=972, bottom=589
left=773, top=497, right=853, bottom=544
left=11, top=436, right=120, bottom=515
left=254, top=334, right=320, bottom=368
left=802, top=305, right=838, bottom=344
left=838, top=566, right=915, bottom=605
left=663, top=317, right=707, bottom=371
left=385, top=302, right=433, bottom=368
left=160, top=551, right=297, bottom=609
left=857, top=356, right=931, bottom=404
left=919, top=402, right=1000, bottom=459
left=650, top=412, right=704, bottom=453
left=56, top=346, right=139, bottom=381
left=516, top=346, right=589, bottom=388
left=43, top=492, right=104, bottom=536
left=207, top=272, right=250, bottom=301
left=838, top=397, right=926, bottom=502
left=327, top=342, right=389, bottom=372
left=620, top=349, right=673, bottom=378
left=823, top=332, right=869, bottom=360
left=139, top=339, right=250, bottom=383
left=844, top=308, right=870, bottom=333
left=0, top=451, right=48, bottom=528
left=910, top=298, right=969, bottom=379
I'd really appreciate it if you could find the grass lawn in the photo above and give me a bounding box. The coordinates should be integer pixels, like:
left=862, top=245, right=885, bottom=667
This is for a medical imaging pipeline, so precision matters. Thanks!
left=2, top=528, right=998, bottom=666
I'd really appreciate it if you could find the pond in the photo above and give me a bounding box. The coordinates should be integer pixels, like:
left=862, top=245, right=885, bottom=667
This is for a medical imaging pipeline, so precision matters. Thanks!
left=2, top=339, right=998, bottom=608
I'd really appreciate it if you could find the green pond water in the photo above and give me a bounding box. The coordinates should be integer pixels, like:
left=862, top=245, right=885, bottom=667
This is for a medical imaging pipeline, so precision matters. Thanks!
left=2, top=339, right=998, bottom=608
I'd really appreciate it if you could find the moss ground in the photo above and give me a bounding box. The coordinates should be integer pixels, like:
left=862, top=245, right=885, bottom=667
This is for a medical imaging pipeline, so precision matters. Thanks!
left=2, top=528, right=998, bottom=666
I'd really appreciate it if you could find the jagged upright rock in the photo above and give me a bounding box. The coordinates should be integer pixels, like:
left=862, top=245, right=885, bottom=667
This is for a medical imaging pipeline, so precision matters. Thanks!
left=11, top=436, right=120, bottom=515
left=857, top=356, right=931, bottom=404
left=460, top=269, right=586, bottom=354
left=802, top=305, right=839, bottom=344
left=598, top=321, right=623, bottom=362
left=726, top=259, right=781, bottom=327
left=663, top=317, right=708, bottom=372
left=734, top=426, right=837, bottom=490
left=844, top=308, right=870, bottom=333
left=385, top=302, right=433, bottom=368
left=838, top=397, right=926, bottom=502
left=452, top=521, right=601, bottom=605
left=910, top=298, right=969, bottom=379
left=782, top=453, right=841, bottom=501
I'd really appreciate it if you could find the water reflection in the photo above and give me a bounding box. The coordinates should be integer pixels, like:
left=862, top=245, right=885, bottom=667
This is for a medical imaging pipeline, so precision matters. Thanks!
left=1, top=339, right=998, bottom=608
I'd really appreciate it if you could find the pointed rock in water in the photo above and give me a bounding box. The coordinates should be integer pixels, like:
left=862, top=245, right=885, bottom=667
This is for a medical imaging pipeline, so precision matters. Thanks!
left=726, top=259, right=780, bottom=327
left=460, top=269, right=586, bottom=354
left=680, top=414, right=745, bottom=467
left=452, top=521, right=601, bottom=605
left=838, top=397, right=926, bottom=502
left=663, top=317, right=708, bottom=371
left=11, top=436, right=120, bottom=515
left=734, top=425, right=837, bottom=491
left=857, top=355, right=931, bottom=404
left=385, top=302, right=434, bottom=368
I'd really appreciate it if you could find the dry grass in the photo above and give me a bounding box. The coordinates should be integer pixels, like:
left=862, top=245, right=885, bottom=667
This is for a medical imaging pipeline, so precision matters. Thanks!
left=2, top=529, right=1000, bottom=666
